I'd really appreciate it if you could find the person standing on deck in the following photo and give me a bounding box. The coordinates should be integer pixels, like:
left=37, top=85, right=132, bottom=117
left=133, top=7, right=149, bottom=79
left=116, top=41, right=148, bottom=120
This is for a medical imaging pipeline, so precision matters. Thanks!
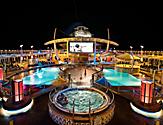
left=84, top=68, right=87, bottom=77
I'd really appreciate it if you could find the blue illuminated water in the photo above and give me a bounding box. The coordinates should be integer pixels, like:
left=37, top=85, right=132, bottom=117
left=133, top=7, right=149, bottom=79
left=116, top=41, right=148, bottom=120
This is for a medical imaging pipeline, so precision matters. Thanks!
left=23, top=67, right=60, bottom=85
left=103, top=69, right=141, bottom=86
left=57, top=88, right=106, bottom=113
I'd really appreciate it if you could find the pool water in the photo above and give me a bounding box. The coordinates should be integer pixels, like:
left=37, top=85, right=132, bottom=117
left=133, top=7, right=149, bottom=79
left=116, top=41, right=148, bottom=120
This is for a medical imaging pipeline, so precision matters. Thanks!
left=103, top=69, right=141, bottom=86
left=23, top=67, right=60, bottom=85
left=56, top=88, right=106, bottom=113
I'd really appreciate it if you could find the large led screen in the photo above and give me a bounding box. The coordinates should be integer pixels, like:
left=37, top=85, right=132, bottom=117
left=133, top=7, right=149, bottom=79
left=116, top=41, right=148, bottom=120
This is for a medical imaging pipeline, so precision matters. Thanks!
left=69, top=42, right=94, bottom=53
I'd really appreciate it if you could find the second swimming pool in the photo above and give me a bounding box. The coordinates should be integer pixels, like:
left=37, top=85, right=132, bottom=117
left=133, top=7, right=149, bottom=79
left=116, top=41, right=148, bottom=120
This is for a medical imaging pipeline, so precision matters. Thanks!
left=103, top=69, right=141, bottom=86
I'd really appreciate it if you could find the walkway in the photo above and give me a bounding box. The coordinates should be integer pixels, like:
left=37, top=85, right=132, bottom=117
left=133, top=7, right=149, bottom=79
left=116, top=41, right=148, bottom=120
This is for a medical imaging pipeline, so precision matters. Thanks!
left=64, top=65, right=96, bottom=87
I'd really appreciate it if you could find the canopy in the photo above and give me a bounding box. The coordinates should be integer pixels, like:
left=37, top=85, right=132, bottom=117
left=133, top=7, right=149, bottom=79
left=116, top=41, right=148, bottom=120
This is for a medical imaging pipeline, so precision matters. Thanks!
left=133, top=55, right=140, bottom=60
left=96, top=77, right=111, bottom=86
left=116, top=53, right=133, bottom=60
left=44, top=37, right=119, bottom=46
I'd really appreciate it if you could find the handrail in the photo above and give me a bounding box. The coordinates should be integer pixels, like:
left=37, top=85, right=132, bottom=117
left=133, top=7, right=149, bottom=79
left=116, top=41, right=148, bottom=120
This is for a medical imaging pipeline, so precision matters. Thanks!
left=49, top=87, right=115, bottom=116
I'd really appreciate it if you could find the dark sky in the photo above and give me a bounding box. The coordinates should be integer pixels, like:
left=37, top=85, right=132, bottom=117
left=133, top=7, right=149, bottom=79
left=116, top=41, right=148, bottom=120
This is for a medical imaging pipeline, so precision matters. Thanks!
left=2, top=1, right=163, bottom=50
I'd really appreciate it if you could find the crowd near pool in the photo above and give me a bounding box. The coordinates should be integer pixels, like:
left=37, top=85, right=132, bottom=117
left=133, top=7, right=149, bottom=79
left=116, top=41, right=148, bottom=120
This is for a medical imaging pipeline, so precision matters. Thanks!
left=103, top=68, right=141, bottom=86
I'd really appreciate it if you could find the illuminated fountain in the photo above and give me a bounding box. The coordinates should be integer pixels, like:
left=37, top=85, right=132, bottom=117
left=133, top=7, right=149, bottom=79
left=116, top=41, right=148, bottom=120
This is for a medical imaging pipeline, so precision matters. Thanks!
left=49, top=87, right=115, bottom=125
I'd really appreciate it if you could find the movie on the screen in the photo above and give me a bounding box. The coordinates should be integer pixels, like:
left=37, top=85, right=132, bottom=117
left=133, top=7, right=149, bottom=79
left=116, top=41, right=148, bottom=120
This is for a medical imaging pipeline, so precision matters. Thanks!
left=69, top=42, right=94, bottom=53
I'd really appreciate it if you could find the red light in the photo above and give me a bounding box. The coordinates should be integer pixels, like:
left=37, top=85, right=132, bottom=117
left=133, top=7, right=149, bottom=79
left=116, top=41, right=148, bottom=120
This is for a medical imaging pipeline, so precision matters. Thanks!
left=19, top=81, right=23, bottom=101
left=140, top=80, right=154, bottom=104
left=145, top=83, right=149, bottom=103
left=13, top=79, right=24, bottom=102
left=14, top=82, right=19, bottom=102
left=0, top=68, right=3, bottom=80
left=140, top=82, right=145, bottom=102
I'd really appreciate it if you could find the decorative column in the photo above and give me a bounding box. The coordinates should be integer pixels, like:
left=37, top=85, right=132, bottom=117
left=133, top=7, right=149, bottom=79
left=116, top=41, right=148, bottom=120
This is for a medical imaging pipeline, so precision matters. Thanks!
left=66, top=41, right=69, bottom=58
left=93, top=41, right=96, bottom=65
left=53, top=28, right=57, bottom=54
left=12, top=79, right=24, bottom=102
left=140, top=80, right=154, bottom=104
left=106, top=28, right=110, bottom=52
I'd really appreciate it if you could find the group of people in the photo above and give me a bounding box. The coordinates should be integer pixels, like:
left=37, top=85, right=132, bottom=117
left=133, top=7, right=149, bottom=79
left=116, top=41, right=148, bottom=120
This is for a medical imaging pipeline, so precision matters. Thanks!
left=57, top=93, right=68, bottom=105
left=79, top=68, right=87, bottom=81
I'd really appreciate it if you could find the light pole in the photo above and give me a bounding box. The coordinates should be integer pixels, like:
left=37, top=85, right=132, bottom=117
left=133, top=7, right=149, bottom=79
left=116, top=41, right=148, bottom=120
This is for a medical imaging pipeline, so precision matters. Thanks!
left=113, top=48, right=116, bottom=55
left=31, top=45, right=33, bottom=49
left=31, top=45, right=33, bottom=59
left=20, top=45, right=23, bottom=63
left=140, top=45, right=144, bottom=62
left=130, top=46, right=133, bottom=53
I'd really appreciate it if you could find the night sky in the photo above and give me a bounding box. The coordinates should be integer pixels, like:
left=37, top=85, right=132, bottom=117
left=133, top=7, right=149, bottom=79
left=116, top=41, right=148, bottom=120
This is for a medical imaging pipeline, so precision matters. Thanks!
left=2, top=1, right=163, bottom=50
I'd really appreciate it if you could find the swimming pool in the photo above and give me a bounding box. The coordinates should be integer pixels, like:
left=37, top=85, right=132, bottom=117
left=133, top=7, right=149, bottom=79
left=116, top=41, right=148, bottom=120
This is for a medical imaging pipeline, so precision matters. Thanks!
left=52, top=87, right=110, bottom=114
left=49, top=87, right=115, bottom=125
left=103, top=69, right=141, bottom=86
left=57, top=88, right=105, bottom=113
left=23, top=67, right=60, bottom=85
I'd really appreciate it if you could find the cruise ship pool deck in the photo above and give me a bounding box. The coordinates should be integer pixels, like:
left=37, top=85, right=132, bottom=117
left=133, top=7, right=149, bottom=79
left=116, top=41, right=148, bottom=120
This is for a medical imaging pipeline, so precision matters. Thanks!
left=0, top=65, right=163, bottom=125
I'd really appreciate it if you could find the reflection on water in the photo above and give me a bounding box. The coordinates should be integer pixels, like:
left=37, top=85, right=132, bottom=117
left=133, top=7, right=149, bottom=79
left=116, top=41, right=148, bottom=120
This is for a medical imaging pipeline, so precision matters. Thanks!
left=103, top=69, right=141, bottom=86
left=58, top=89, right=105, bottom=113
left=23, top=67, right=60, bottom=85
left=12, top=67, right=60, bottom=86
